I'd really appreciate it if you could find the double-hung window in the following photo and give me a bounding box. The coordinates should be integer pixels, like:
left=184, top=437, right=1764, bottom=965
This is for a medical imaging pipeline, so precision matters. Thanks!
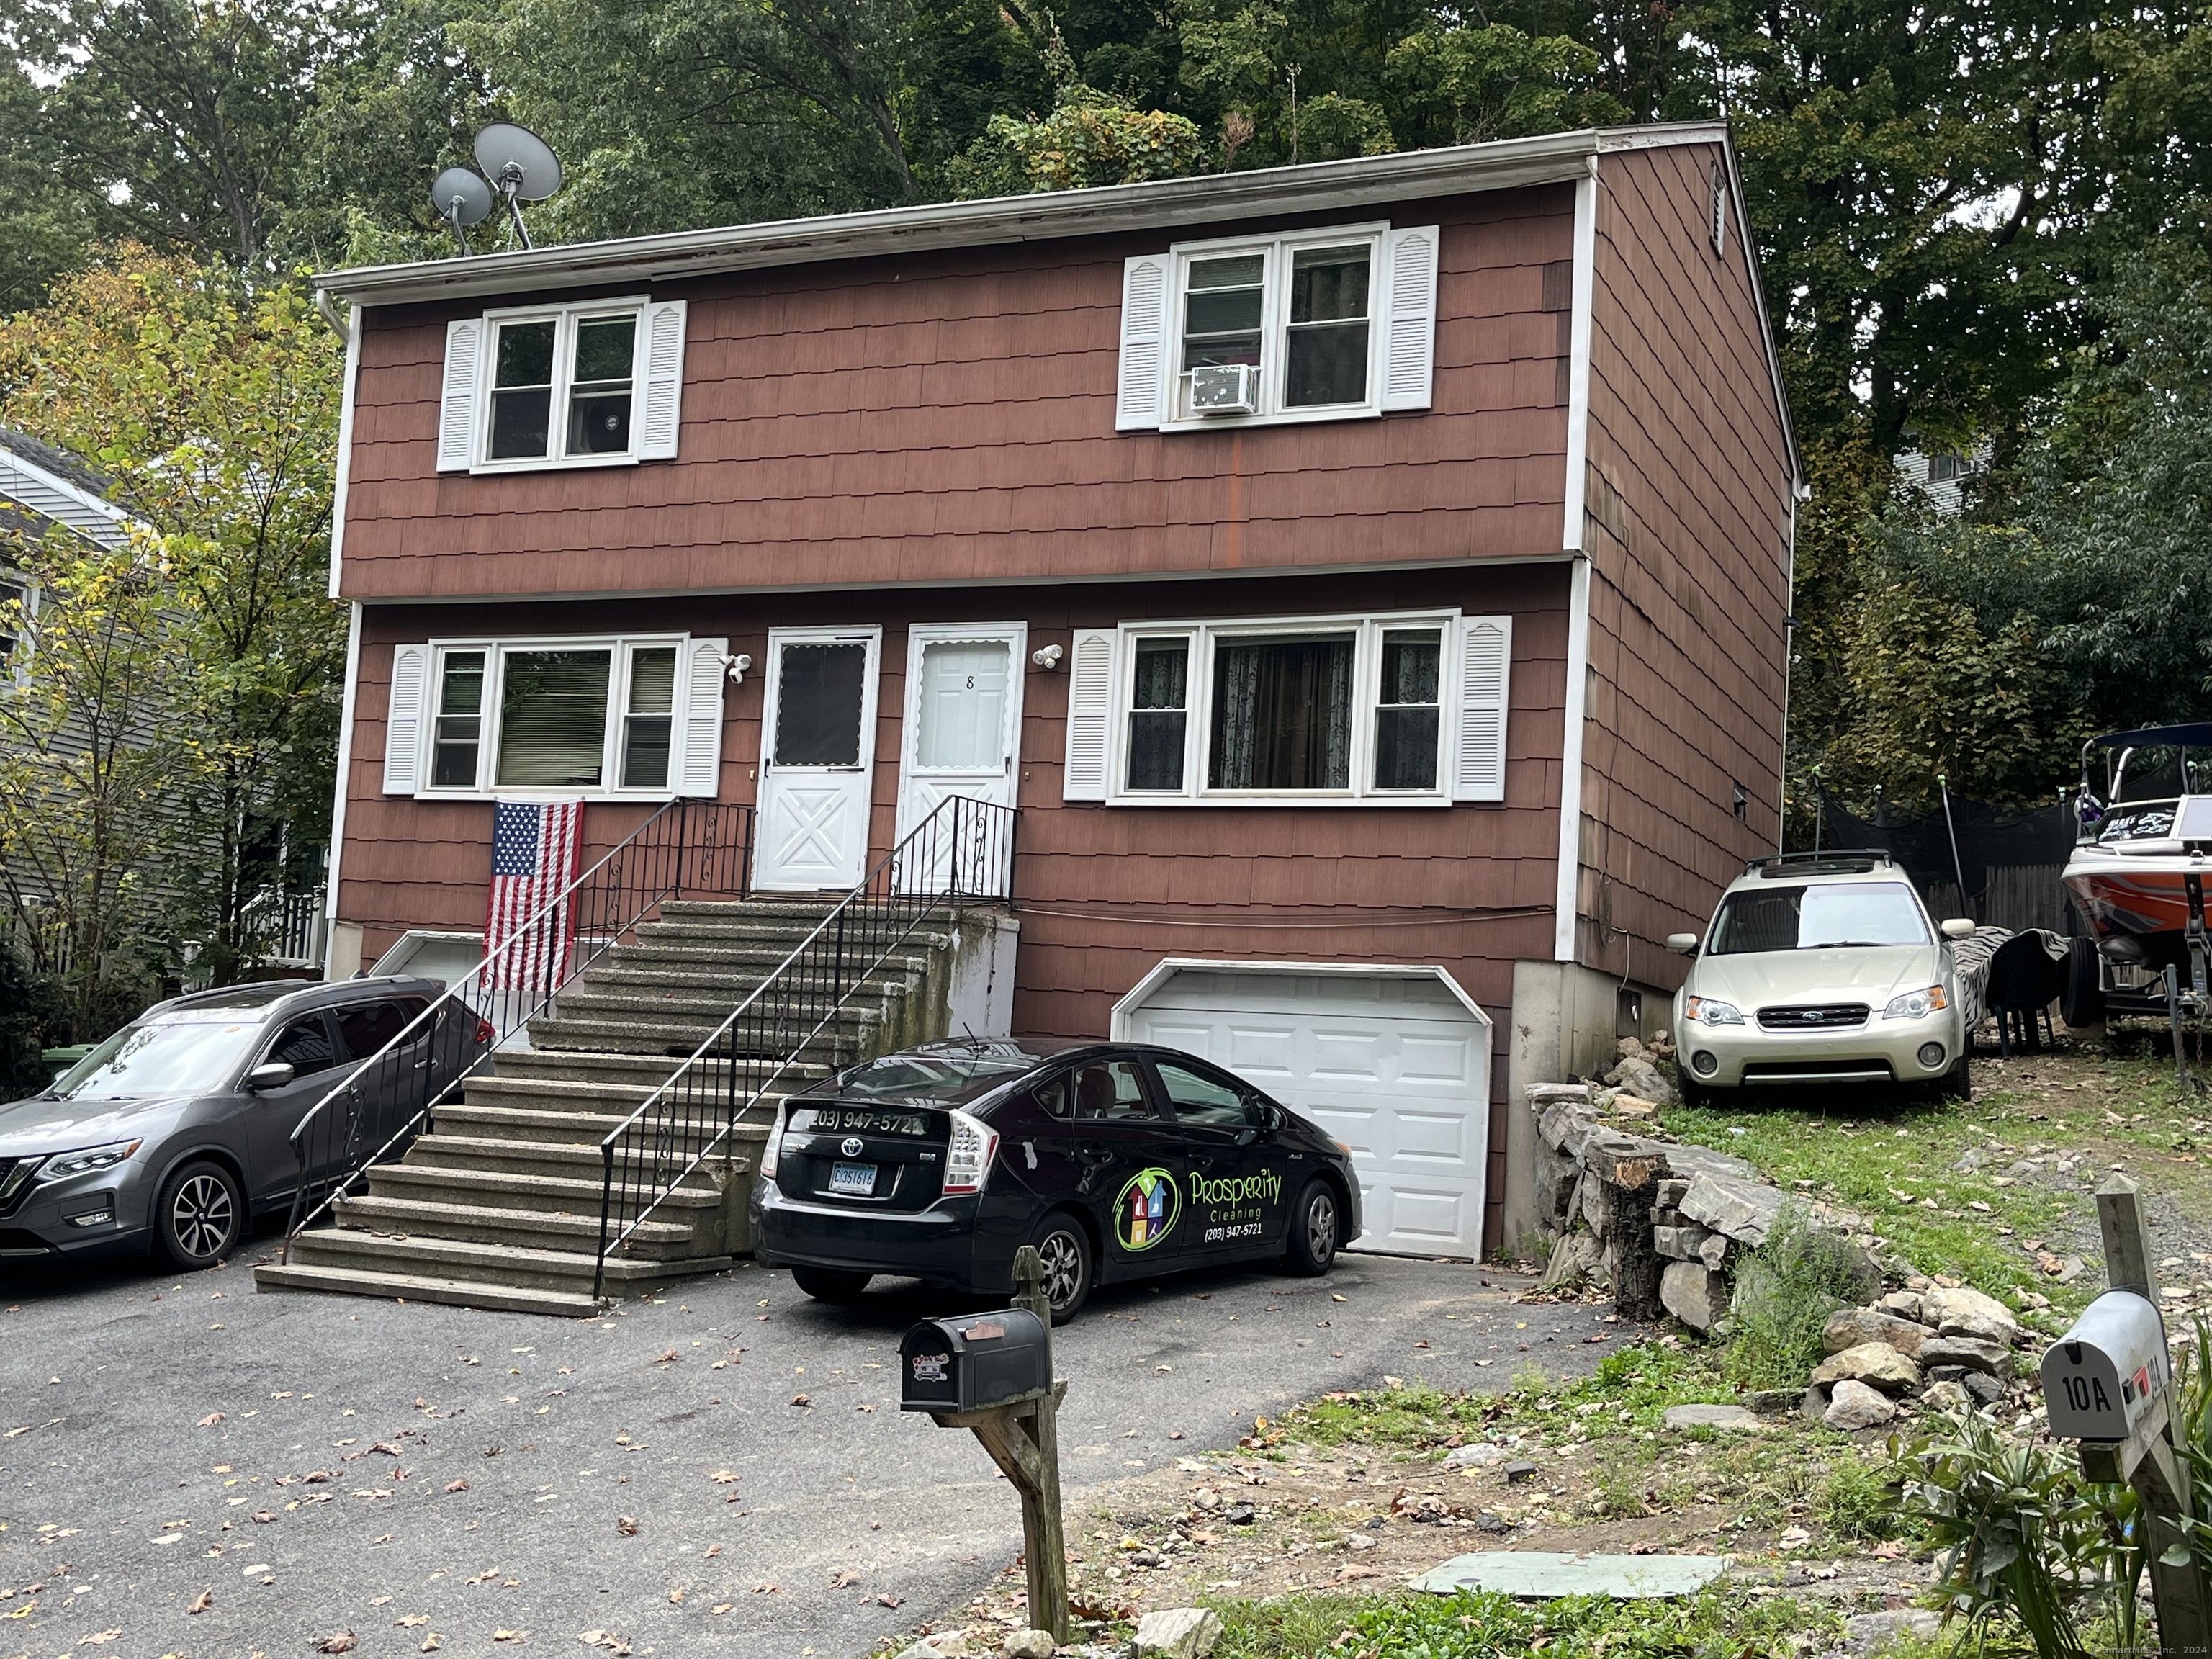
left=438, top=297, right=688, bottom=475
left=1115, top=222, right=1439, bottom=431
left=383, top=634, right=726, bottom=800
left=1064, top=610, right=1511, bottom=807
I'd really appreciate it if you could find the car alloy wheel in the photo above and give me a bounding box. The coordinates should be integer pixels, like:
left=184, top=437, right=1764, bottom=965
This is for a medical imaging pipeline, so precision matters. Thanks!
left=1305, top=1190, right=1339, bottom=1262
left=1030, top=1217, right=1091, bottom=1323
left=1285, top=1179, right=1339, bottom=1276
left=159, top=1162, right=240, bottom=1268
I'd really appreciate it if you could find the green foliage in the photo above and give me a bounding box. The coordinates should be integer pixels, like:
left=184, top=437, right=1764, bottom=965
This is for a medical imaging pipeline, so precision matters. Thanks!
left=1895, top=1406, right=2131, bottom=1659
left=1212, top=1586, right=1837, bottom=1659
left=1385, top=24, right=1624, bottom=148
left=1722, top=1202, right=1879, bottom=1391
left=0, top=926, right=62, bottom=1097
left=948, top=81, right=1207, bottom=196
left=1817, top=1447, right=1899, bottom=1541
left=0, top=248, right=344, bottom=997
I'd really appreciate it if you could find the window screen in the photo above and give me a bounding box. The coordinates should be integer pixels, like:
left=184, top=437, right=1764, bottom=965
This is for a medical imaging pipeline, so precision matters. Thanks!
left=1126, top=639, right=1189, bottom=791
left=773, top=642, right=868, bottom=767
left=1182, top=255, right=1264, bottom=369
left=1285, top=246, right=1370, bottom=407
left=1209, top=634, right=1354, bottom=791
left=495, top=649, right=612, bottom=787
left=489, top=320, right=556, bottom=460
left=621, top=646, right=677, bottom=789
left=1373, top=629, right=1442, bottom=791
left=567, top=316, right=635, bottom=456
left=433, top=651, right=485, bottom=788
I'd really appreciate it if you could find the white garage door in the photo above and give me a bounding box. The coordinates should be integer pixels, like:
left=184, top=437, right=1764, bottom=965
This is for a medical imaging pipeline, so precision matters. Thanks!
left=1116, top=965, right=1493, bottom=1258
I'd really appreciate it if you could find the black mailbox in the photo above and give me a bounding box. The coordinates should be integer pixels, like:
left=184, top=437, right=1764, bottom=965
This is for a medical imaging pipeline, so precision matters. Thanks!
left=900, top=1309, right=1051, bottom=1413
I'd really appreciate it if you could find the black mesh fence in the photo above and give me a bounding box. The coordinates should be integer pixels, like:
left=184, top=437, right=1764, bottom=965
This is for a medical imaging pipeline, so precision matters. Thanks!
left=1815, top=790, right=2077, bottom=932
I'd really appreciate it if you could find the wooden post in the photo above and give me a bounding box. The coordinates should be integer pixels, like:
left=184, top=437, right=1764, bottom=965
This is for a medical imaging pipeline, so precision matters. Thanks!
left=1008, top=1245, right=1069, bottom=1642
left=2094, top=1176, right=2212, bottom=1659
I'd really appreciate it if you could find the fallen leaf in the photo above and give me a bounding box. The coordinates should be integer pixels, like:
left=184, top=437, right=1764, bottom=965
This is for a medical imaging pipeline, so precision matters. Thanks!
left=789, top=1394, right=811, bottom=1408
left=652, top=1350, right=678, bottom=1364
left=667, top=1587, right=685, bottom=1604
left=444, top=1480, right=469, bottom=1494
left=197, top=1413, right=224, bottom=1427
left=396, top=1615, right=428, bottom=1628
left=711, top=1603, right=733, bottom=1615
left=492, top=1631, right=526, bottom=1642
left=829, top=1570, right=860, bottom=1589
left=876, top=1592, right=902, bottom=1609
left=252, top=1510, right=277, bottom=1524
left=421, top=1637, right=442, bottom=1653
left=616, top=1516, right=639, bottom=1537
left=751, top=1582, right=781, bottom=1594
left=702, top=1544, right=722, bottom=1560
left=314, top=1632, right=358, bottom=1654
left=188, top=1588, right=214, bottom=1614
left=709, top=1470, right=738, bottom=1485
left=80, top=1630, right=122, bottom=1645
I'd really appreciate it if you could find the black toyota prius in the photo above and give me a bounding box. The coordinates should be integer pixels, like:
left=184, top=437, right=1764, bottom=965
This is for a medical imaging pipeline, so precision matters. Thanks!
left=749, top=1038, right=1362, bottom=1322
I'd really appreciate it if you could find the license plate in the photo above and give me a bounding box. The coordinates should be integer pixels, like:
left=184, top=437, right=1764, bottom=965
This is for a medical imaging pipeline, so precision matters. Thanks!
left=829, top=1162, right=878, bottom=1197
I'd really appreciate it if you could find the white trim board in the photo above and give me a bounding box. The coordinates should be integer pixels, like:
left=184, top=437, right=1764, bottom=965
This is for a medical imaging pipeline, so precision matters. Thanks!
left=1110, top=956, right=1496, bottom=1036
left=1561, top=166, right=1597, bottom=553
left=1553, top=554, right=1591, bottom=963
left=327, top=305, right=361, bottom=600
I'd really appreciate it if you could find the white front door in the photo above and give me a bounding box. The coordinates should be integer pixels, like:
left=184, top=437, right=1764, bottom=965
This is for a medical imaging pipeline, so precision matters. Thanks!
left=894, top=624, right=1025, bottom=896
left=1118, top=967, right=1493, bottom=1257
left=755, top=627, right=881, bottom=891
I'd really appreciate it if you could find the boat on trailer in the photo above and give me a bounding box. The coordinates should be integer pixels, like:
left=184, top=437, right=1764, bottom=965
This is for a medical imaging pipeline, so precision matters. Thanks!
left=2062, top=722, right=2212, bottom=1020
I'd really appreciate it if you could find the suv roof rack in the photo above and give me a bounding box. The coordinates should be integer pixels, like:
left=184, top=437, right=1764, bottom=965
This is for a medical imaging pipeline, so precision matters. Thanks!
left=1744, top=849, right=1891, bottom=878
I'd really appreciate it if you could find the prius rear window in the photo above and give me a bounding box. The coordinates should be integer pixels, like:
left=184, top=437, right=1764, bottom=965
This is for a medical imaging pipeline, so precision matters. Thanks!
left=1708, top=881, right=1929, bottom=954
left=826, top=1054, right=1033, bottom=1105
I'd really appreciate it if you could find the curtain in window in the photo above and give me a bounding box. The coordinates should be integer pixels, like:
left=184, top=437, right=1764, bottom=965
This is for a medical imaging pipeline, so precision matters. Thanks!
left=496, top=649, right=612, bottom=786
left=1208, top=635, right=1353, bottom=790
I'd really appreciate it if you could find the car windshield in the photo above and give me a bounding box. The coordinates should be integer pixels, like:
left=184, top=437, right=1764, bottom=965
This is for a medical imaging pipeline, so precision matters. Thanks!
left=50, top=1019, right=265, bottom=1099
left=826, top=1053, right=1036, bottom=1105
left=1708, top=881, right=1930, bottom=954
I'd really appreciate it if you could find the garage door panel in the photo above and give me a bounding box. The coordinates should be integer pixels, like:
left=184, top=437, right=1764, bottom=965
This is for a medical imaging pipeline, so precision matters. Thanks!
left=1123, top=968, right=1491, bottom=1258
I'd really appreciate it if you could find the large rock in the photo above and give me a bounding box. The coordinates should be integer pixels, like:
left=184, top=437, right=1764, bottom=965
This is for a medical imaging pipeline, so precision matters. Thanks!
left=1811, top=1341, right=1923, bottom=1394
left=1541, top=1231, right=1602, bottom=1288
left=1824, top=1378, right=1899, bottom=1431
left=1678, top=1169, right=1784, bottom=1244
left=1919, top=1335, right=2011, bottom=1377
left=1665, top=1144, right=1761, bottom=1183
left=1844, top=1611, right=1942, bottom=1654
left=1135, top=1607, right=1225, bottom=1659
left=1822, top=1307, right=1928, bottom=1359
left=1920, top=1380, right=1972, bottom=1413
left=1876, top=1290, right=1925, bottom=1323
left=1002, top=1635, right=1056, bottom=1659
left=1697, top=1232, right=1730, bottom=1272
left=1653, top=1224, right=1716, bottom=1262
left=1611, top=1055, right=1679, bottom=1107
left=1924, top=1287, right=2019, bottom=1344
left=1663, top=1403, right=1760, bottom=1432
left=1660, top=1260, right=1729, bottom=1331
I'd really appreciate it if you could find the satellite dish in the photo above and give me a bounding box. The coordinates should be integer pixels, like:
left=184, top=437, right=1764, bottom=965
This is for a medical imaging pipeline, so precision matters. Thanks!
left=430, top=166, right=494, bottom=229
left=473, top=122, right=563, bottom=202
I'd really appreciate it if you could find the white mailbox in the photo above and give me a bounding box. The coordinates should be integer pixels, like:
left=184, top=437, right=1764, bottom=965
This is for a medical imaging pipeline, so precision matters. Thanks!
left=2041, top=1290, right=2170, bottom=1442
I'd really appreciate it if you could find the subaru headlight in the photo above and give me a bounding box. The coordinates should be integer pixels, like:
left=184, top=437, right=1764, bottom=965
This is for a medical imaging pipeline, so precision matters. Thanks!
left=1883, top=986, right=1948, bottom=1021
left=37, top=1139, right=142, bottom=1181
left=1685, top=996, right=1743, bottom=1026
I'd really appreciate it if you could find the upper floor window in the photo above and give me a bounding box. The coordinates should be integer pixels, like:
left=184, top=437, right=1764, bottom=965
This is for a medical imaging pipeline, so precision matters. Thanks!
left=1061, top=609, right=1512, bottom=808
left=437, top=298, right=688, bottom=475
left=1115, top=223, right=1439, bottom=433
left=381, top=632, right=727, bottom=801
left=0, top=577, right=25, bottom=667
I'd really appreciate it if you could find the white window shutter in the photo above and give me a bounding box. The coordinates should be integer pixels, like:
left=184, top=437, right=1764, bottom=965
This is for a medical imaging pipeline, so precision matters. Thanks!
left=1378, top=226, right=1440, bottom=412
left=1062, top=629, right=1119, bottom=800
left=437, top=319, right=483, bottom=472
left=383, top=644, right=431, bottom=794
left=677, top=635, right=727, bottom=796
left=1452, top=616, right=1511, bottom=802
left=635, top=300, right=688, bottom=460
left=1115, top=256, right=1170, bottom=431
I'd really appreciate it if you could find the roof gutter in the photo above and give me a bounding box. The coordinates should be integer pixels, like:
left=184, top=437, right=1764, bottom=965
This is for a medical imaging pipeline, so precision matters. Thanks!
left=315, top=123, right=1727, bottom=310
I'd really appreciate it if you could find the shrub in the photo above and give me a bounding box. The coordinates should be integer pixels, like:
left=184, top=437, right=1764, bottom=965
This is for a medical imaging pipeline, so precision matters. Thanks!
left=1723, top=1202, right=1881, bottom=1390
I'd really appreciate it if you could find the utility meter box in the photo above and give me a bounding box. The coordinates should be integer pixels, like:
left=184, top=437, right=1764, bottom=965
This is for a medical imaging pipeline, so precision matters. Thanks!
left=900, top=1309, right=1051, bottom=1414
left=2040, top=1289, right=2170, bottom=1442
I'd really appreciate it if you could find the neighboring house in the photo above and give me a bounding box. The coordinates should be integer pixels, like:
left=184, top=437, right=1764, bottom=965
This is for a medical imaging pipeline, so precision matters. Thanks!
left=1895, top=444, right=1984, bottom=516
left=313, top=122, right=1802, bottom=1256
left=0, top=424, right=135, bottom=662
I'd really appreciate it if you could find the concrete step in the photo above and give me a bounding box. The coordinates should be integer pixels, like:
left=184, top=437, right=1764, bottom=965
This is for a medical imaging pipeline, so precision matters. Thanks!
left=597, top=941, right=935, bottom=973
left=362, top=1161, right=724, bottom=1217
left=552, top=984, right=906, bottom=1022
left=331, top=1192, right=701, bottom=1257
left=439, top=1097, right=786, bottom=1145
left=523, top=1014, right=869, bottom=1060
left=575, top=961, right=922, bottom=999
left=284, top=1227, right=727, bottom=1295
left=405, top=1133, right=725, bottom=1187
left=253, top=1260, right=606, bottom=1317
left=485, top=1048, right=832, bottom=1089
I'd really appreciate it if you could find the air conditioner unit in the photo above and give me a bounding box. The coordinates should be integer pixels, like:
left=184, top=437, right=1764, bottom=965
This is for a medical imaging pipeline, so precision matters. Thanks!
left=1188, top=363, right=1259, bottom=415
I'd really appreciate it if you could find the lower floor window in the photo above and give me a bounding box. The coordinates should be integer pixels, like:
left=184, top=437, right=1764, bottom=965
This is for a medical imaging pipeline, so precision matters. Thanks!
left=1208, top=633, right=1354, bottom=791
left=426, top=637, right=683, bottom=794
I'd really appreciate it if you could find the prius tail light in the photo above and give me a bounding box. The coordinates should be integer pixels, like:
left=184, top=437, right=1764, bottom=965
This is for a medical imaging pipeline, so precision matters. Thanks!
left=940, top=1109, right=999, bottom=1197
left=759, top=1106, right=787, bottom=1179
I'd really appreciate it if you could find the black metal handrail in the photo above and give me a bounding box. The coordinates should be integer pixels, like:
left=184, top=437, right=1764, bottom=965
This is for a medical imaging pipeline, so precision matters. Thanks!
left=591, top=794, right=1017, bottom=1299
left=278, top=799, right=755, bottom=1259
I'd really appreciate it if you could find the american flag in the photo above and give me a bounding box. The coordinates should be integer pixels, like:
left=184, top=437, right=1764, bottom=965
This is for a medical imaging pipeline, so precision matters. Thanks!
left=482, top=800, right=586, bottom=993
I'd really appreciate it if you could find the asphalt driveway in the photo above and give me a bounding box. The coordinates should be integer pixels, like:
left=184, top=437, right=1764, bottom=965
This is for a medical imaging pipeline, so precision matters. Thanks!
left=0, top=1248, right=1619, bottom=1658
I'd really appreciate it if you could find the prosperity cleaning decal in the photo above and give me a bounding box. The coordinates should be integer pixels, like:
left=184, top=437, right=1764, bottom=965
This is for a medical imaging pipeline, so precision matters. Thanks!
left=1114, top=1167, right=1180, bottom=1251
left=1194, top=1166, right=1282, bottom=1244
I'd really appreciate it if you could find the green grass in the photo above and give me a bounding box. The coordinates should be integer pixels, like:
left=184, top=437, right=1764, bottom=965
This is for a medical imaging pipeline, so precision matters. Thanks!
left=1209, top=1586, right=1845, bottom=1659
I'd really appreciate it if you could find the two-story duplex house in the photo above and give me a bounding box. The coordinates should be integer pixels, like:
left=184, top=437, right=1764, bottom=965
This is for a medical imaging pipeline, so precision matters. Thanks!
left=313, top=122, right=1801, bottom=1260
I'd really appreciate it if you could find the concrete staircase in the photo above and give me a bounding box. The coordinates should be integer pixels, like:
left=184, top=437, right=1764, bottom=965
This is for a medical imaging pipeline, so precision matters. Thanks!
left=256, top=898, right=1013, bottom=1316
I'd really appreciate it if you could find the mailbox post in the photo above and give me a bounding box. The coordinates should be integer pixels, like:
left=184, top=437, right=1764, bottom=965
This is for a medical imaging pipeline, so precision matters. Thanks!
left=2040, top=1175, right=2212, bottom=1659
left=900, top=1246, right=1069, bottom=1642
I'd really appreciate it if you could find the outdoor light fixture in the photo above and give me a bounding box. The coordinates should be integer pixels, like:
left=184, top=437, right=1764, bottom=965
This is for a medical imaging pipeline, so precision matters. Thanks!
left=1030, top=644, right=1064, bottom=670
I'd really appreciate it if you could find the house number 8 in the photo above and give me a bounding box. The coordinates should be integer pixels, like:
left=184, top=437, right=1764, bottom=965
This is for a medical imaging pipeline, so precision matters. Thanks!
left=965, top=675, right=976, bottom=688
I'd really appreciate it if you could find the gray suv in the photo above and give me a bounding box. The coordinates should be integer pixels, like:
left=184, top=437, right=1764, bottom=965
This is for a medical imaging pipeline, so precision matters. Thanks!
left=0, top=977, right=482, bottom=1271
